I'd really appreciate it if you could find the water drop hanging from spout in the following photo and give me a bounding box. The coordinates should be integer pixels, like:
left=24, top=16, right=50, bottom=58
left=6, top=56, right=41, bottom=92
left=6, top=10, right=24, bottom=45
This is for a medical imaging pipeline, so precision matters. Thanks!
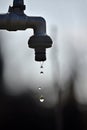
left=40, top=61, right=44, bottom=68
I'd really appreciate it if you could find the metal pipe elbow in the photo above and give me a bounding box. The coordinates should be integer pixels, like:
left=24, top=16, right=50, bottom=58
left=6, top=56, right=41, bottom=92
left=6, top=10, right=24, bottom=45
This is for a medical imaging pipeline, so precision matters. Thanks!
left=26, top=16, right=46, bottom=35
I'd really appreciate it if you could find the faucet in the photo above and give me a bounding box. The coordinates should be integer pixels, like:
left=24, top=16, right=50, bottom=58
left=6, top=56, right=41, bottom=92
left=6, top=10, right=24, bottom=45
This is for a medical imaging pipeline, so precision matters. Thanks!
left=0, top=0, right=53, bottom=61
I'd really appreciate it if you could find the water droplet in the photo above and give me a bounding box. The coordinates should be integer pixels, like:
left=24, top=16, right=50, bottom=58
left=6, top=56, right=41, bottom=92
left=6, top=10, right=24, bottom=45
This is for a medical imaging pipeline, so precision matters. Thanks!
left=40, top=65, right=43, bottom=68
left=38, top=87, right=41, bottom=90
left=40, top=95, right=44, bottom=102
left=40, top=71, right=44, bottom=74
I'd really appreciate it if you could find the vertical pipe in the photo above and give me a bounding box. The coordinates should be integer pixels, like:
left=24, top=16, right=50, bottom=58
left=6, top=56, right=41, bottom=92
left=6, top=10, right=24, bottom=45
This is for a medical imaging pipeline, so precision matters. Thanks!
left=13, top=0, right=24, bottom=6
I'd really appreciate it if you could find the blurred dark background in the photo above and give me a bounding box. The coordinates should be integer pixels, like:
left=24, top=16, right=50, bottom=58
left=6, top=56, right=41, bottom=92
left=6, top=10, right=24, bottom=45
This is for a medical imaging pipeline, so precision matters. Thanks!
left=0, top=28, right=86, bottom=130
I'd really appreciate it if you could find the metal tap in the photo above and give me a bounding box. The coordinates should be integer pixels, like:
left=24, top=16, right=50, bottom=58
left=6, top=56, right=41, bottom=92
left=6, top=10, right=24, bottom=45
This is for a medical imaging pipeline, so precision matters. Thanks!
left=0, top=0, right=53, bottom=61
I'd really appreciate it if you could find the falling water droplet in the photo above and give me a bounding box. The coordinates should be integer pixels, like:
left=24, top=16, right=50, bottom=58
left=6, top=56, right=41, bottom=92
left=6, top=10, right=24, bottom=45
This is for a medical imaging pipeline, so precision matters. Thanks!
left=39, top=61, right=45, bottom=103
left=38, top=87, right=41, bottom=90
left=40, top=65, right=43, bottom=68
left=40, top=71, right=44, bottom=74
left=40, top=95, right=44, bottom=102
